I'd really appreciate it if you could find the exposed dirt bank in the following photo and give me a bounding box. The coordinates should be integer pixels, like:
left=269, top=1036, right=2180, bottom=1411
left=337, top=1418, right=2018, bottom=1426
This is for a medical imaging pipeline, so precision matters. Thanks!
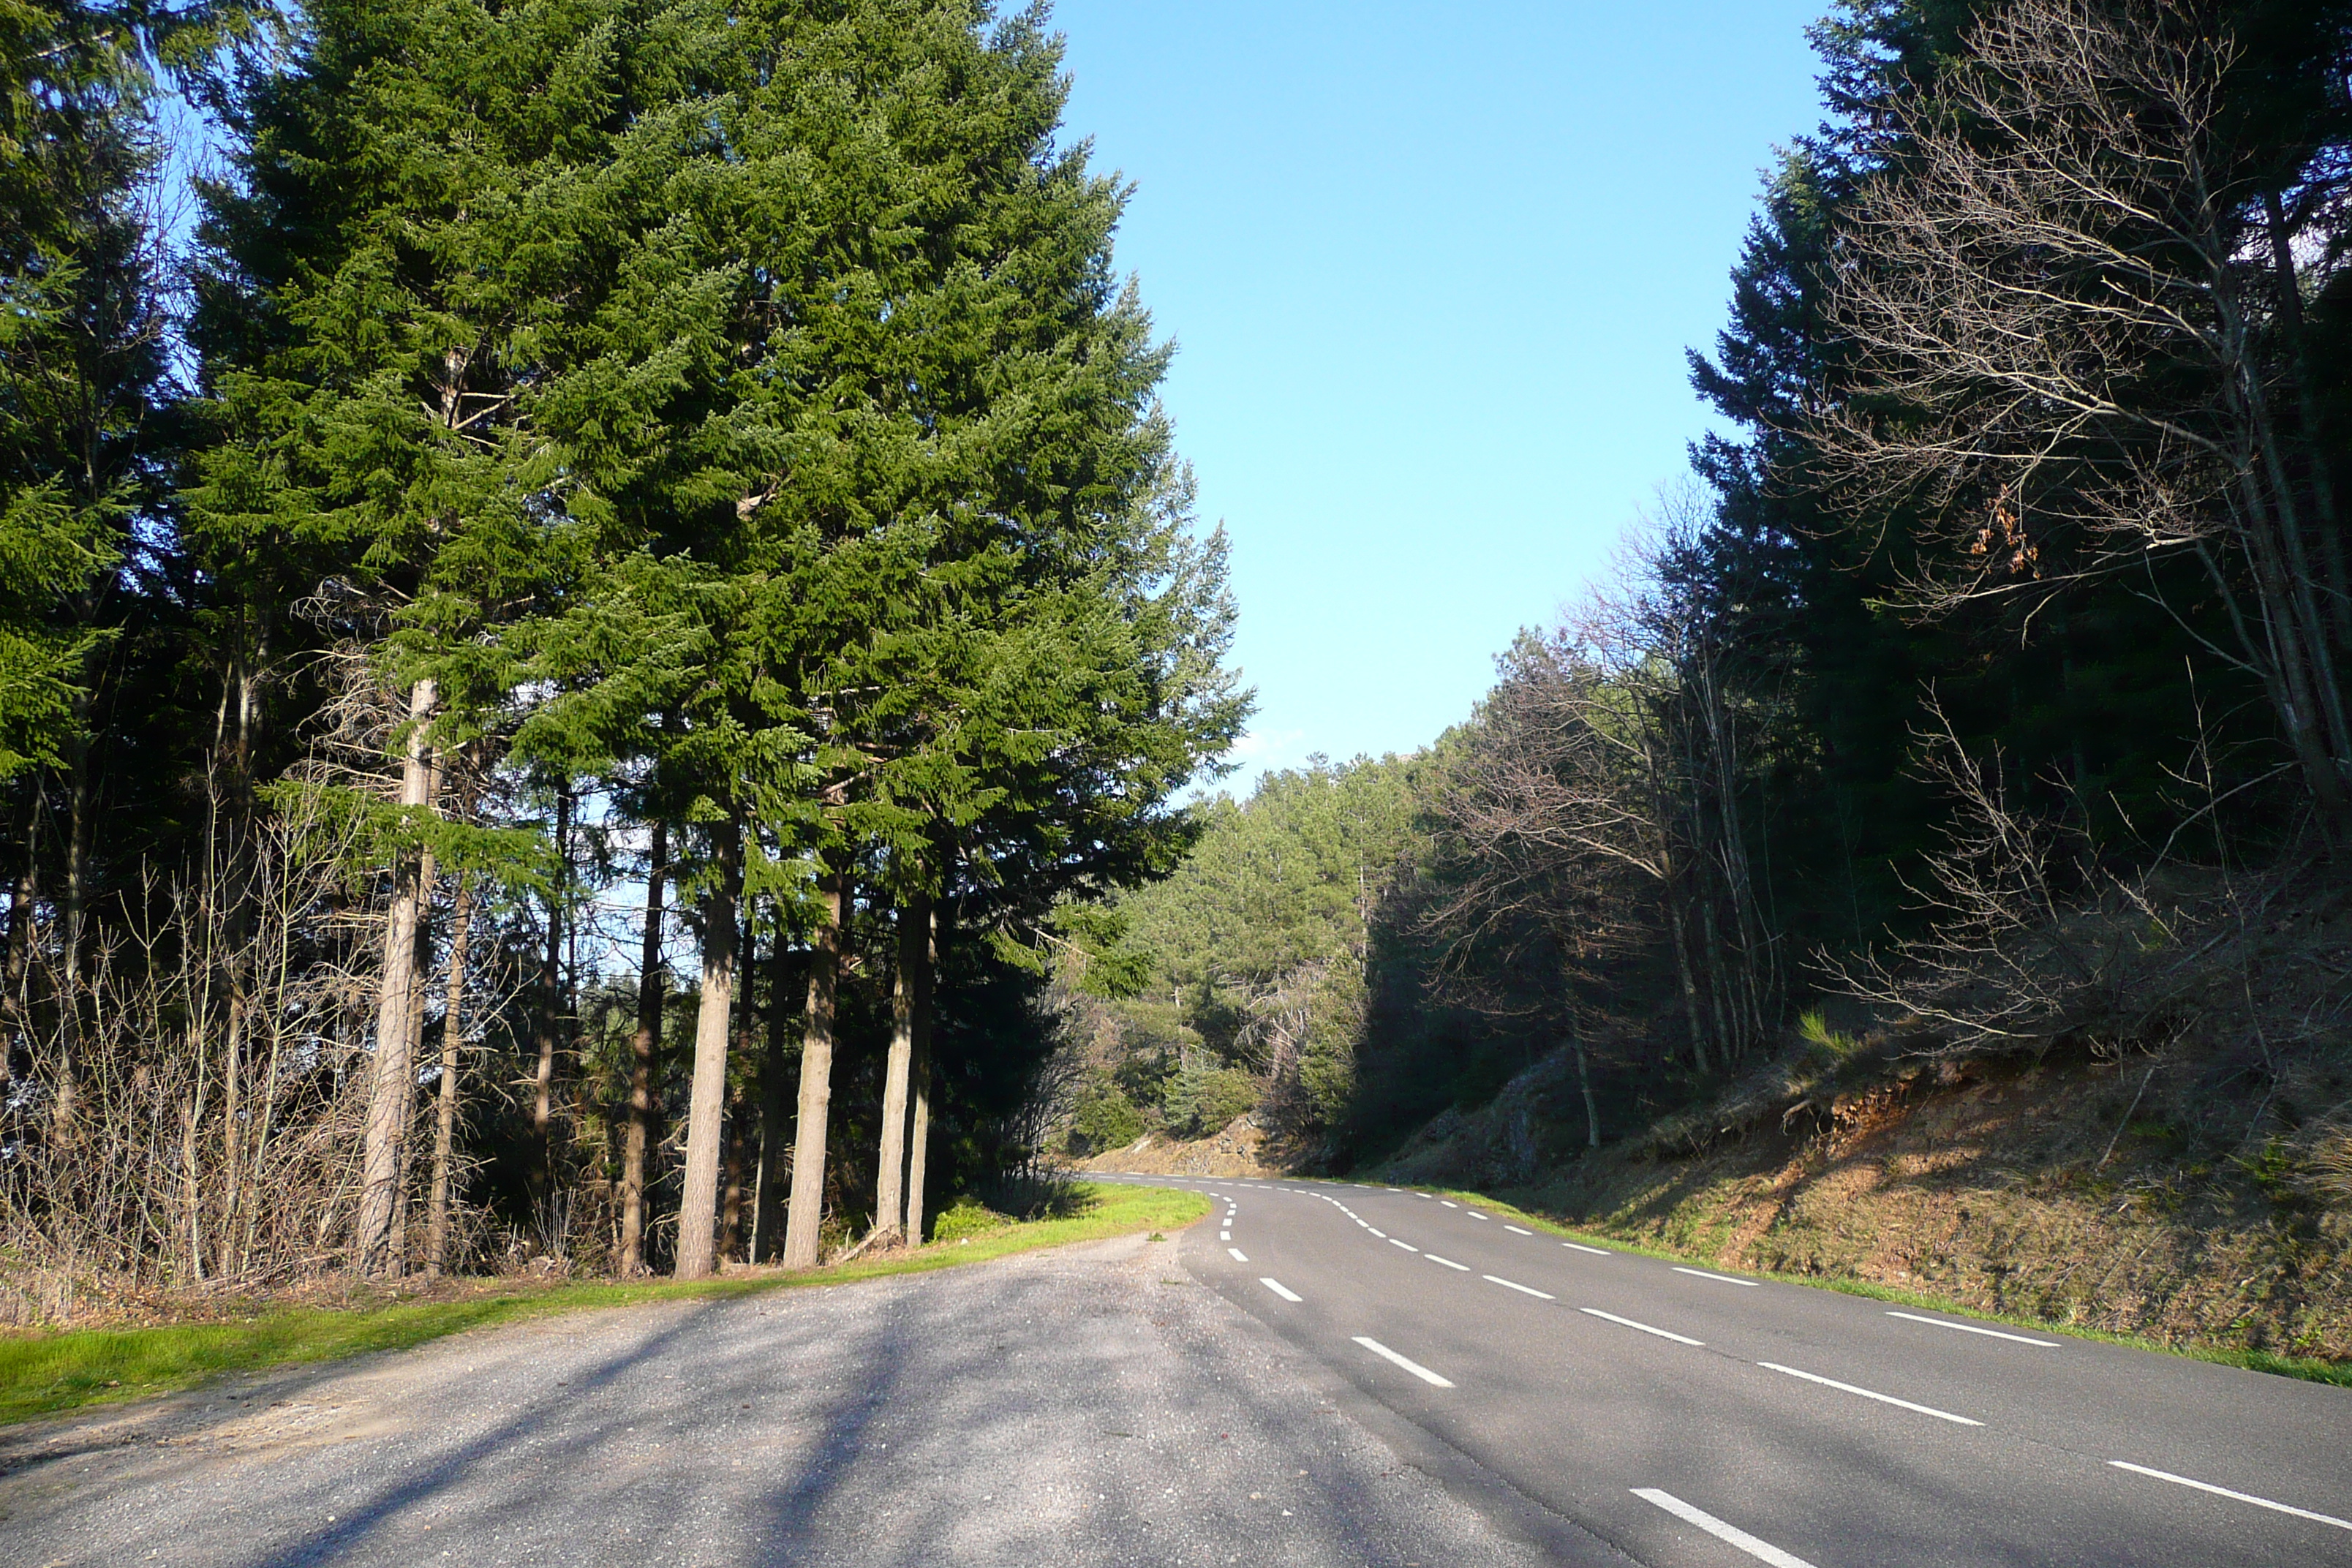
left=1376, top=1042, right=2352, bottom=1363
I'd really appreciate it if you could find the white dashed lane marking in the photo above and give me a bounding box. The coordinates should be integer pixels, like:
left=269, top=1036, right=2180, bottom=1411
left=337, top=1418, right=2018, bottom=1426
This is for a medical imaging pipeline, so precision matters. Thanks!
left=1226, top=1248, right=1248, bottom=1263
left=1482, top=1274, right=1553, bottom=1300
left=1580, top=1308, right=1703, bottom=1346
left=1504, top=1225, right=1531, bottom=1235
left=1675, top=1266, right=1757, bottom=1287
left=1885, top=1311, right=2057, bottom=1346
left=1259, top=1278, right=1303, bottom=1303
left=1353, top=1337, right=1455, bottom=1388
left=2107, top=1461, right=2352, bottom=1532
left=1425, top=1255, right=1470, bottom=1273
left=1756, top=1362, right=1981, bottom=1426
left=1563, top=1242, right=1612, bottom=1256
left=1632, top=1490, right=1817, bottom=1568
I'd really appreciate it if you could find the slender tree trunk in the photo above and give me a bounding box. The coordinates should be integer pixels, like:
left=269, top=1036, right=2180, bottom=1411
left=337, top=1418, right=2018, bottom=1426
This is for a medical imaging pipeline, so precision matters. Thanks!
left=2264, top=189, right=2351, bottom=655
left=1663, top=889, right=1711, bottom=1073
left=753, top=933, right=792, bottom=1262
left=1572, top=1032, right=1599, bottom=1149
left=718, top=1094, right=747, bottom=1264
left=424, top=872, right=472, bottom=1278
left=783, top=862, right=845, bottom=1268
left=355, top=679, right=436, bottom=1275
left=674, top=815, right=742, bottom=1279
left=874, top=887, right=927, bottom=1243
left=387, top=837, right=436, bottom=1278
left=619, top=821, right=667, bottom=1275
left=531, top=786, right=571, bottom=1215
left=903, top=903, right=934, bottom=1243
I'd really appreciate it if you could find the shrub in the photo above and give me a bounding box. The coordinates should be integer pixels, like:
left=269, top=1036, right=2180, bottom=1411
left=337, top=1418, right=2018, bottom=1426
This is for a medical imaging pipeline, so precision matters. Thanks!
left=1066, top=1085, right=1148, bottom=1156
left=928, top=1197, right=1010, bottom=1244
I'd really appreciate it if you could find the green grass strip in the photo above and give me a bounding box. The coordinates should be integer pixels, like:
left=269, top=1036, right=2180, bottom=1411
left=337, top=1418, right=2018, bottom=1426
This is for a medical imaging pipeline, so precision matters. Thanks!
left=1379, top=1179, right=2352, bottom=1390
left=0, top=1182, right=1210, bottom=1428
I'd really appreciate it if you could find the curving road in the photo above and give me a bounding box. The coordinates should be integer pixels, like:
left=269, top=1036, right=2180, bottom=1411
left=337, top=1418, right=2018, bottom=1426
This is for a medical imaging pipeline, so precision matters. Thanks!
left=1111, top=1171, right=2352, bottom=1568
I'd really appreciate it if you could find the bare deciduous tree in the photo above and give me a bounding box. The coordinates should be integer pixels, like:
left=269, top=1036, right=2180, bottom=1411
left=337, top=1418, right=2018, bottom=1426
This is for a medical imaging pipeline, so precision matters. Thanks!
left=1820, top=0, right=2351, bottom=824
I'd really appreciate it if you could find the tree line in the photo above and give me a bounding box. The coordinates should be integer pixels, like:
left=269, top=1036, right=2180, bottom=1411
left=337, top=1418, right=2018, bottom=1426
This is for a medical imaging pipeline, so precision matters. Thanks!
left=1058, top=0, right=2352, bottom=1174
left=0, top=0, right=1243, bottom=1300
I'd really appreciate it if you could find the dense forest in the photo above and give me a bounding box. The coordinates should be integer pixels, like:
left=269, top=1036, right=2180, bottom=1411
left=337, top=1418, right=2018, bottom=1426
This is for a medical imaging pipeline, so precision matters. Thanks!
left=1058, top=0, right=2352, bottom=1198
left=0, top=0, right=1245, bottom=1300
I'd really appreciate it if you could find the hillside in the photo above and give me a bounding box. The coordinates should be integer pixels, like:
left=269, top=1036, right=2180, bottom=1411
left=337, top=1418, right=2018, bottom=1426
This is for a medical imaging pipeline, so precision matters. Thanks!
left=1375, top=1028, right=2352, bottom=1365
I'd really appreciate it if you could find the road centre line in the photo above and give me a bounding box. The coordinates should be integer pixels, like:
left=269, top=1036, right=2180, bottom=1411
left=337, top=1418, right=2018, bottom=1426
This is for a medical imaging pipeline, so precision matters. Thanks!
left=1482, top=1274, right=1554, bottom=1300
left=1353, top=1337, right=1455, bottom=1388
left=1425, top=1254, right=1471, bottom=1272
left=1580, top=1308, right=1703, bottom=1346
left=2108, top=1461, right=2352, bottom=1531
left=1885, top=1311, right=2057, bottom=1346
left=1504, top=1224, right=1532, bottom=1235
left=1756, top=1362, right=1982, bottom=1425
left=1259, top=1278, right=1303, bottom=1303
left=1563, top=1241, right=1613, bottom=1256
left=1632, top=1489, right=1818, bottom=1568
left=1675, top=1266, right=1758, bottom=1287
left=1227, top=1248, right=1248, bottom=1262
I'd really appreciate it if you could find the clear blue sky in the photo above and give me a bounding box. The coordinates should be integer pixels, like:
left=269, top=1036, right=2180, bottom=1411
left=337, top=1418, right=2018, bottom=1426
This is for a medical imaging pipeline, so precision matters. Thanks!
left=1047, top=1, right=1829, bottom=790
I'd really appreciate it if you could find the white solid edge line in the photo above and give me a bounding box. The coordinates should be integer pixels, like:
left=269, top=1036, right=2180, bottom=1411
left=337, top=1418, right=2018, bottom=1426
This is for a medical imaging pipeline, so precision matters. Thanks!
left=1226, top=1247, right=1248, bottom=1262
left=1757, top=1362, right=1981, bottom=1425
left=1484, top=1274, right=1556, bottom=1300
left=1563, top=1241, right=1613, bottom=1256
left=1504, top=1224, right=1532, bottom=1235
left=1675, top=1266, right=1759, bottom=1287
left=1582, top=1307, right=1703, bottom=1346
left=1632, top=1489, right=1818, bottom=1568
left=1425, top=1254, right=1471, bottom=1271
left=2108, top=1461, right=2352, bottom=1532
left=1259, top=1277, right=1303, bottom=1303
left=1389, top=1238, right=1419, bottom=1251
left=1885, top=1310, right=2058, bottom=1346
left=1353, top=1336, right=1455, bottom=1388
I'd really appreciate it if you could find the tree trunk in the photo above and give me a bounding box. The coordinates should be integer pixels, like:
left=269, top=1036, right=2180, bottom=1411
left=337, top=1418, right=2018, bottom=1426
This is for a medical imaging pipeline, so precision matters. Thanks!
left=782, top=862, right=845, bottom=1268
left=753, top=932, right=792, bottom=1262
left=1663, top=890, right=1711, bottom=1074
left=530, top=785, right=571, bottom=1214
left=387, top=837, right=436, bottom=1278
left=1573, top=1033, right=1599, bottom=1150
left=873, top=887, right=928, bottom=1243
left=904, top=904, right=935, bottom=1243
left=355, top=678, right=436, bottom=1275
left=424, top=872, right=472, bottom=1278
left=619, top=821, right=667, bottom=1275
left=674, top=815, right=742, bottom=1279
left=2264, top=189, right=2351, bottom=657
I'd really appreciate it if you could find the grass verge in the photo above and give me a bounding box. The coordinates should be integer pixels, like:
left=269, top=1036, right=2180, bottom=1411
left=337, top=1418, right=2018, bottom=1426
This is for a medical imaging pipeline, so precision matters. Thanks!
left=1381, top=1179, right=2352, bottom=1391
left=0, top=1181, right=1210, bottom=1428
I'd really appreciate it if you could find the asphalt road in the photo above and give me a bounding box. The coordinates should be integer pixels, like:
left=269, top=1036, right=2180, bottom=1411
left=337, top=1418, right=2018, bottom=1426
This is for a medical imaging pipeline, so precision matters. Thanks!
left=0, top=1229, right=1563, bottom=1567
left=1105, top=1171, right=2352, bottom=1568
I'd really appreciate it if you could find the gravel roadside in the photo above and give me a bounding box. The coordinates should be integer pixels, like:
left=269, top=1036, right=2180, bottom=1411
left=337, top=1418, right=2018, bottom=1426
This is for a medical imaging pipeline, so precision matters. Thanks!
left=0, top=1230, right=1550, bottom=1567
